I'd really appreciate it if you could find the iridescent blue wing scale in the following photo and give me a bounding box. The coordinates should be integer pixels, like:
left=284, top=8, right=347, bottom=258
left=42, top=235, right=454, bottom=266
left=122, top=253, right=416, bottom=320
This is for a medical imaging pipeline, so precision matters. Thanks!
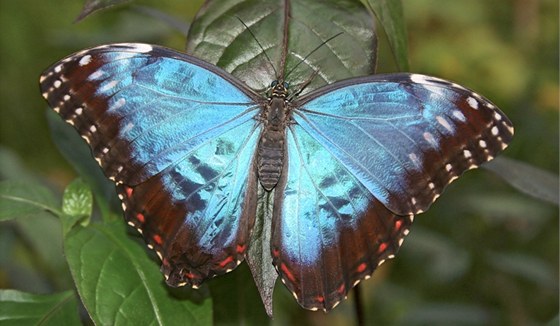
left=40, top=43, right=263, bottom=286
left=272, top=73, right=513, bottom=310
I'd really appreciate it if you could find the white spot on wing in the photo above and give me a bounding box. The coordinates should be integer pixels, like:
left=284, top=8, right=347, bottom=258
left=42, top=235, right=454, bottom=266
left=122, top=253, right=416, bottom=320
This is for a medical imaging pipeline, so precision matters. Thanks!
left=89, top=70, right=104, bottom=80
left=453, top=110, right=466, bottom=122
left=491, top=126, right=499, bottom=136
left=129, top=43, right=153, bottom=53
left=99, top=80, right=118, bottom=92
left=409, top=153, right=421, bottom=167
left=53, top=80, right=62, bottom=88
left=110, top=98, right=126, bottom=111
left=410, top=74, right=429, bottom=84
left=445, top=164, right=453, bottom=172
left=464, top=149, right=472, bottom=158
left=467, top=96, right=479, bottom=109
left=122, top=122, right=134, bottom=134
left=423, top=132, right=437, bottom=147
left=79, top=55, right=92, bottom=66
left=436, top=115, right=454, bottom=132
left=493, top=112, right=502, bottom=121
left=479, top=140, right=487, bottom=148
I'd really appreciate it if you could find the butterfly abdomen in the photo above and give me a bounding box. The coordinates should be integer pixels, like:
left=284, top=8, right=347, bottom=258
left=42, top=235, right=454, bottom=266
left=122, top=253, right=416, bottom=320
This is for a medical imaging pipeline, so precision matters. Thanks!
left=258, top=95, right=288, bottom=191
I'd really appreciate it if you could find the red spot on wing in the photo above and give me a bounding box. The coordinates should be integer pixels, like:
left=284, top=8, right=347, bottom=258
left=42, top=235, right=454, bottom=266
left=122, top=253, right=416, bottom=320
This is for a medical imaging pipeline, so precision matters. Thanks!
left=218, top=256, right=234, bottom=268
left=315, top=295, right=325, bottom=303
left=152, top=234, right=162, bottom=246
left=337, top=283, right=346, bottom=295
left=357, top=262, right=367, bottom=273
left=125, top=186, right=133, bottom=198
left=272, top=248, right=280, bottom=257
left=236, top=244, right=246, bottom=254
left=394, top=219, right=403, bottom=231
left=280, top=263, right=296, bottom=283
left=185, top=272, right=196, bottom=279
left=136, top=213, right=145, bottom=223
left=377, top=242, right=388, bottom=254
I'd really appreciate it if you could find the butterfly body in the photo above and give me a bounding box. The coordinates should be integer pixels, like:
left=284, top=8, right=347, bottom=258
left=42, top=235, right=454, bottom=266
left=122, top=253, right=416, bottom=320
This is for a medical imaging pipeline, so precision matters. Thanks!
left=40, top=43, right=513, bottom=311
left=258, top=81, right=290, bottom=191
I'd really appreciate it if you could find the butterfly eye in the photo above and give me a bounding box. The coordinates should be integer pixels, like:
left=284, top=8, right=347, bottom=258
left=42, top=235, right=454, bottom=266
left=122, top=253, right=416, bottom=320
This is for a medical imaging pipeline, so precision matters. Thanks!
left=270, top=80, right=278, bottom=87
left=283, top=82, right=289, bottom=89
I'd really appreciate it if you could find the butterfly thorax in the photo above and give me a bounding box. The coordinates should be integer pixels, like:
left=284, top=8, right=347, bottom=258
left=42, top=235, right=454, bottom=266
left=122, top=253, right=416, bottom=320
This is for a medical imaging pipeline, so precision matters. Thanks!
left=257, top=82, right=290, bottom=191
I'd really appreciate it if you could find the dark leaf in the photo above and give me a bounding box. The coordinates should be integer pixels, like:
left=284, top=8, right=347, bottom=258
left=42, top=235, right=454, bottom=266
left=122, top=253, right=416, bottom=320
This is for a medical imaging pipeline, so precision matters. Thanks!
left=187, top=0, right=377, bottom=94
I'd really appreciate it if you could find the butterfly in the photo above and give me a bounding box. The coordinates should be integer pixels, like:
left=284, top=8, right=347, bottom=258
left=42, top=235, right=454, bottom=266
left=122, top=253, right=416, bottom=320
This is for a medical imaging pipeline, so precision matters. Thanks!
left=40, top=43, right=513, bottom=311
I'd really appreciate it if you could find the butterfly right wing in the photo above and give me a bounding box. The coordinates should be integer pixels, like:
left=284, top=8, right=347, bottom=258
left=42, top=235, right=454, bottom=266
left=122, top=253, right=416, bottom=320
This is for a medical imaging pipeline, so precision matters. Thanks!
left=40, top=43, right=263, bottom=286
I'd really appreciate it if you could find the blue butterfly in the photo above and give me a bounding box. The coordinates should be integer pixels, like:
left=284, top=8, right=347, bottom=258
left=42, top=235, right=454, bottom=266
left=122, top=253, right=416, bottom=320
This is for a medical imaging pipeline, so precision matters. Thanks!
left=40, top=43, right=513, bottom=311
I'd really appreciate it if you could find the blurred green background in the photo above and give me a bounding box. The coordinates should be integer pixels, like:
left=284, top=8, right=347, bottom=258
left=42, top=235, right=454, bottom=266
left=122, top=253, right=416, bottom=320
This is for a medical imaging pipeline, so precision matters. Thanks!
left=1, top=0, right=558, bottom=325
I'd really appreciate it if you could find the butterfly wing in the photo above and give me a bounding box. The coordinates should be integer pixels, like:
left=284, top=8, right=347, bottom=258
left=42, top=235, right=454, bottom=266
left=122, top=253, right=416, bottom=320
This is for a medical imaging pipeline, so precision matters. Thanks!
left=272, top=73, right=513, bottom=310
left=40, top=43, right=263, bottom=286
left=294, top=73, right=514, bottom=216
left=271, top=124, right=412, bottom=311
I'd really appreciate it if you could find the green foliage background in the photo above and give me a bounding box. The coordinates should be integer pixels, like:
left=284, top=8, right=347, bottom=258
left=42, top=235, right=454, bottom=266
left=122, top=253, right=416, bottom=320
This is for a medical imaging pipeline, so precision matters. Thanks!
left=0, top=0, right=558, bottom=325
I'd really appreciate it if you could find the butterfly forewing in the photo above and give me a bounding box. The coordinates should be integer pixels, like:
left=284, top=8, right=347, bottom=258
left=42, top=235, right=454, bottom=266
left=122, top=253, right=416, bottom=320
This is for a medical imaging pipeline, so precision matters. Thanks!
left=40, top=43, right=263, bottom=286
left=294, top=73, right=514, bottom=216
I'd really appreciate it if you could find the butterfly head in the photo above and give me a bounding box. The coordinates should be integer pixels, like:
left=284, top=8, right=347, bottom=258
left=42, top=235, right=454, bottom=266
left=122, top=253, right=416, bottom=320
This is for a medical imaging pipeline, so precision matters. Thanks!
left=269, top=80, right=289, bottom=99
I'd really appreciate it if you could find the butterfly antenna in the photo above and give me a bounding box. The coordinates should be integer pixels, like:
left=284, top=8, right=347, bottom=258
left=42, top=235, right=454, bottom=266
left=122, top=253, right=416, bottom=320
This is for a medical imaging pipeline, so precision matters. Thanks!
left=288, top=69, right=320, bottom=101
left=236, top=17, right=278, bottom=78
left=284, top=31, right=344, bottom=80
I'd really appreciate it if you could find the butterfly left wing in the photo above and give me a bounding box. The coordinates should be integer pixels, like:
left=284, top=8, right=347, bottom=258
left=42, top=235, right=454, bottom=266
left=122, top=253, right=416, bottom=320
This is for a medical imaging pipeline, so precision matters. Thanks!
left=40, top=43, right=263, bottom=287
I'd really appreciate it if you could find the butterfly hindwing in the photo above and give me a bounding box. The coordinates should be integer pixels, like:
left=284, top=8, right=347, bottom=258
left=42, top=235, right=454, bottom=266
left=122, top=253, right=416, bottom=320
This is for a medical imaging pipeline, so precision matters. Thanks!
left=40, top=43, right=263, bottom=286
left=294, top=73, right=514, bottom=216
left=271, top=124, right=412, bottom=311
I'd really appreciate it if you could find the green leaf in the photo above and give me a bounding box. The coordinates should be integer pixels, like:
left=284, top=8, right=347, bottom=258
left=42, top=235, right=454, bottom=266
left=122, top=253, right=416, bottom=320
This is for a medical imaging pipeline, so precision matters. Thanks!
left=64, top=221, right=212, bottom=325
left=187, top=0, right=377, bottom=94
left=61, top=178, right=93, bottom=235
left=365, top=0, right=409, bottom=71
left=0, top=289, right=81, bottom=326
left=483, top=156, right=559, bottom=205
left=0, top=180, right=61, bottom=221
